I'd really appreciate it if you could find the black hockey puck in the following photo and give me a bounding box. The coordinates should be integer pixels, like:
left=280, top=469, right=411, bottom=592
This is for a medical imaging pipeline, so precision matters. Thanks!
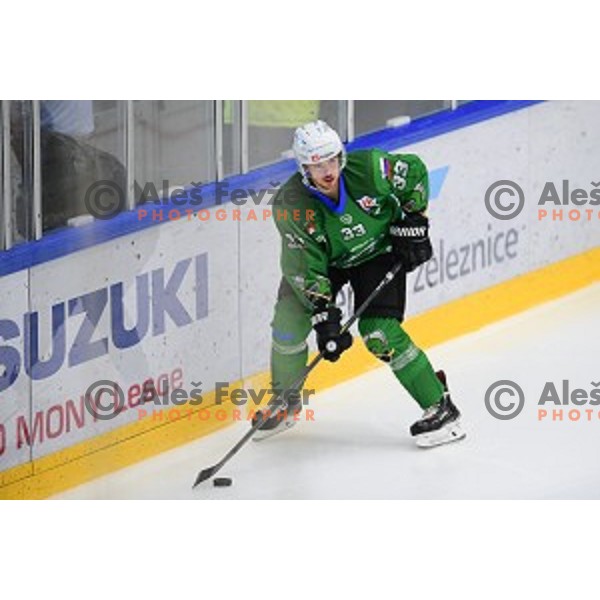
left=213, top=477, right=232, bottom=487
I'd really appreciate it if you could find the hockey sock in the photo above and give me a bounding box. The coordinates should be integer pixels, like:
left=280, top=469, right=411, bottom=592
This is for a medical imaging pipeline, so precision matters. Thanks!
left=358, top=317, right=444, bottom=409
left=270, top=293, right=312, bottom=393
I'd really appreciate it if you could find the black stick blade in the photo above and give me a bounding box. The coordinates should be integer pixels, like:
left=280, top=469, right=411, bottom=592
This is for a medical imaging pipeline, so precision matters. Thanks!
left=192, top=465, right=217, bottom=488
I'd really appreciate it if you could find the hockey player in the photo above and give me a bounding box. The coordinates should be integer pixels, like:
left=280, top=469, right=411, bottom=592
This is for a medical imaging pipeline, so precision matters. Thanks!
left=253, top=120, right=464, bottom=448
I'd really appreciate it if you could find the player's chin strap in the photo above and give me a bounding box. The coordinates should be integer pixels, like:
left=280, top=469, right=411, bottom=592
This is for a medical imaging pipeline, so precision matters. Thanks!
left=191, top=260, right=405, bottom=488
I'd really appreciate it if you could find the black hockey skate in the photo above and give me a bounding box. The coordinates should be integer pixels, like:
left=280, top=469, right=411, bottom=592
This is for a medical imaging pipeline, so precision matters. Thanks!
left=410, top=370, right=465, bottom=448
left=252, top=392, right=303, bottom=442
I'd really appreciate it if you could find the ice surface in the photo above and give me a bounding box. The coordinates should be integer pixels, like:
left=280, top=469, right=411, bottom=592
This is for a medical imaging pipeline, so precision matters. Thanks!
left=55, top=283, right=600, bottom=499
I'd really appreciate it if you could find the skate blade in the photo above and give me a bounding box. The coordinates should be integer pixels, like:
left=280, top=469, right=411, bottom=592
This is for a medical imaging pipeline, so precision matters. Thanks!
left=414, top=420, right=466, bottom=448
left=252, top=419, right=296, bottom=442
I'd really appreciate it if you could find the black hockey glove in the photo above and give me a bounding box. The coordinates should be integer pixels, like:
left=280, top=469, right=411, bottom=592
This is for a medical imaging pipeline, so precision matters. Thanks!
left=389, top=212, right=433, bottom=272
left=311, top=306, right=353, bottom=362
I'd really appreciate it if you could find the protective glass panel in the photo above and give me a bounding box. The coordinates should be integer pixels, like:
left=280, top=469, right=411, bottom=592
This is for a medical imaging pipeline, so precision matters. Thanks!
left=248, top=100, right=345, bottom=169
left=134, top=101, right=215, bottom=202
left=4, top=101, right=35, bottom=245
left=354, top=100, right=447, bottom=136
left=223, top=100, right=241, bottom=177
left=40, top=100, right=127, bottom=230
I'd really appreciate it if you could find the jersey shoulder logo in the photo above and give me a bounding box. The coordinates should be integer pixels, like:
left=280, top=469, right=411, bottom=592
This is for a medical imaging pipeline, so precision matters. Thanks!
left=356, top=195, right=381, bottom=215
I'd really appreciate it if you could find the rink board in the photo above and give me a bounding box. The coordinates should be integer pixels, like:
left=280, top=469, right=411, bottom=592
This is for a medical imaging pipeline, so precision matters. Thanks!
left=1, top=100, right=599, bottom=498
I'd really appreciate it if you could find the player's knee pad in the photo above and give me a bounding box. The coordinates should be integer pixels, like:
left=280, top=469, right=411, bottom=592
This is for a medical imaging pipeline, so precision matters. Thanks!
left=361, top=329, right=394, bottom=362
left=271, top=294, right=312, bottom=355
left=359, top=317, right=399, bottom=363
left=358, top=317, right=418, bottom=368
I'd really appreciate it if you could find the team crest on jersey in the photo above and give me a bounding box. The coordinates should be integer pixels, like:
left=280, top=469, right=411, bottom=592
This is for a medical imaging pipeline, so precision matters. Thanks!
left=357, top=195, right=381, bottom=215
left=340, top=213, right=353, bottom=225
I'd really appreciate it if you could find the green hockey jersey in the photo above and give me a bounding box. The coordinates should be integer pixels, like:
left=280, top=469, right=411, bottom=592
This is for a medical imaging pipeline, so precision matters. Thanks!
left=272, top=149, right=429, bottom=309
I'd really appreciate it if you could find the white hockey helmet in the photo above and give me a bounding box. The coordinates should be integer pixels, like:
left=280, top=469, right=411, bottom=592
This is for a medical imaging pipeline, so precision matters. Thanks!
left=292, top=120, right=347, bottom=179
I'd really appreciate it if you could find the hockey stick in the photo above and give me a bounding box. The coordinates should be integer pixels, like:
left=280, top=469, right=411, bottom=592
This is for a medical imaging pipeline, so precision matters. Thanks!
left=192, top=260, right=405, bottom=488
